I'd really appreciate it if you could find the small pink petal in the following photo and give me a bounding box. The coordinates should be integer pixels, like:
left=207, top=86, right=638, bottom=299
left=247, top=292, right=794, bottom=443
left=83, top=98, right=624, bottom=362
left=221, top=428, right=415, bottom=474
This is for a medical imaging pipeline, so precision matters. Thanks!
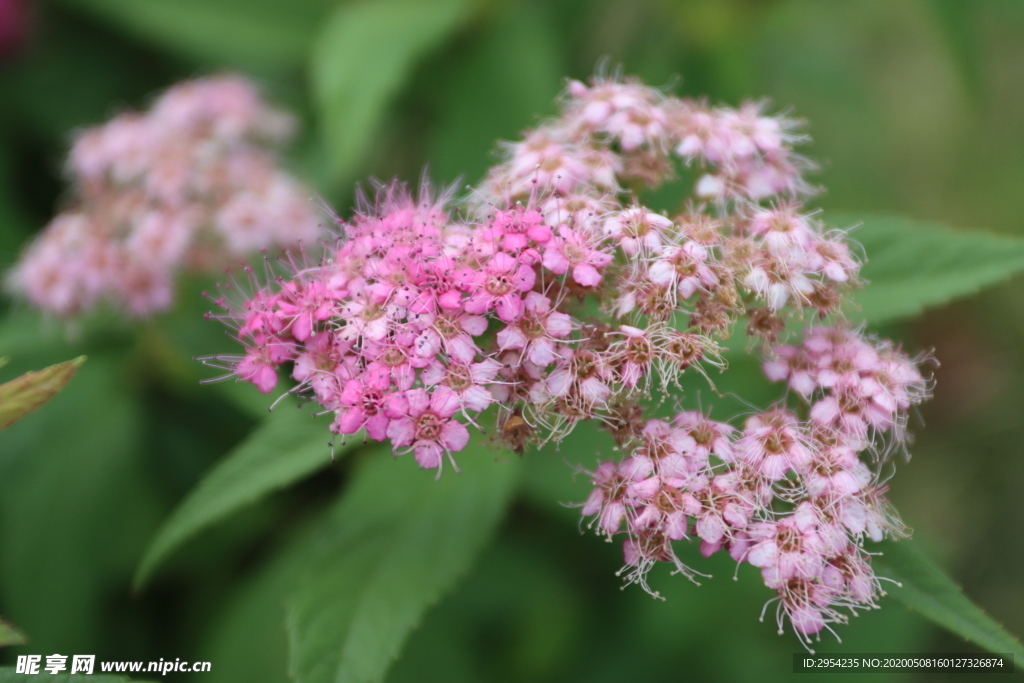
left=441, top=420, right=470, bottom=452
left=429, top=386, right=461, bottom=417
left=365, top=414, right=390, bottom=441
left=458, top=314, right=488, bottom=336
left=572, top=262, right=601, bottom=287
left=414, top=441, right=443, bottom=469
left=386, top=417, right=416, bottom=447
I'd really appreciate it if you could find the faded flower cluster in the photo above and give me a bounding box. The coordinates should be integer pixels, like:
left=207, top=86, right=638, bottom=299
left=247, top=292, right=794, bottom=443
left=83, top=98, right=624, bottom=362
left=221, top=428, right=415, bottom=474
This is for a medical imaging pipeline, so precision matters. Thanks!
left=8, top=75, right=320, bottom=317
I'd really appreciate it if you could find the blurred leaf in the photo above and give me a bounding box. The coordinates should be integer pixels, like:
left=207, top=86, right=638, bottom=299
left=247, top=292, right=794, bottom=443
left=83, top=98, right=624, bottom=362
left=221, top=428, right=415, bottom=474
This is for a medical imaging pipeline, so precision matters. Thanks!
left=521, top=420, right=611, bottom=526
left=53, top=0, right=334, bottom=71
left=390, top=530, right=584, bottom=683
left=0, top=670, right=152, bottom=683
left=134, top=399, right=338, bottom=588
left=428, top=1, right=563, bottom=185
left=0, top=141, right=34, bottom=264
left=146, top=281, right=276, bottom=420
left=310, top=0, right=477, bottom=182
left=200, top=527, right=312, bottom=683
left=928, top=0, right=983, bottom=101
left=839, top=214, right=1024, bottom=325
left=0, top=312, right=83, bottom=362
left=0, top=356, right=85, bottom=430
left=875, top=539, right=1024, bottom=660
left=0, top=618, right=25, bottom=647
left=0, top=9, right=178, bottom=148
left=0, top=355, right=161, bottom=654
left=286, top=441, right=520, bottom=683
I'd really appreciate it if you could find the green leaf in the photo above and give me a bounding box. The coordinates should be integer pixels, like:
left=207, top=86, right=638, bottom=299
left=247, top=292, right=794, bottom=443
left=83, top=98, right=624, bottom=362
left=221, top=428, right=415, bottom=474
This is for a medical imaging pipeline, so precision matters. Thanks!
left=928, top=0, right=983, bottom=101
left=53, top=0, right=335, bottom=72
left=428, top=1, right=564, bottom=185
left=286, top=440, right=521, bottom=683
left=0, top=618, right=25, bottom=647
left=134, top=399, right=338, bottom=588
left=0, top=670, right=153, bottom=683
left=0, top=141, right=34, bottom=262
left=200, top=533, right=308, bottom=683
left=0, top=355, right=161, bottom=654
left=310, top=0, right=477, bottom=182
left=874, top=539, right=1024, bottom=660
left=0, top=356, right=85, bottom=430
left=837, top=213, right=1024, bottom=325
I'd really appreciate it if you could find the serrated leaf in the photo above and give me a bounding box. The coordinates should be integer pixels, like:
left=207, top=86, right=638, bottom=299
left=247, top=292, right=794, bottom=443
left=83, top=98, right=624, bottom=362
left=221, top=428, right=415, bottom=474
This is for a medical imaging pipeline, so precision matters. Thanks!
left=837, top=213, right=1024, bottom=325
left=134, top=400, right=339, bottom=588
left=310, top=0, right=477, bottom=182
left=53, top=0, right=335, bottom=71
left=286, top=441, right=520, bottom=683
left=0, top=356, right=85, bottom=431
left=0, top=670, right=153, bottom=683
left=0, top=618, right=25, bottom=647
left=874, top=539, right=1024, bottom=660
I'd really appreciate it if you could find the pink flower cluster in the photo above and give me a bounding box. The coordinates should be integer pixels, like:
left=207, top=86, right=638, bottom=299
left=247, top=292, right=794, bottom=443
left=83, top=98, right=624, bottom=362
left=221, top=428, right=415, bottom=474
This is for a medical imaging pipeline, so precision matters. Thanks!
left=8, top=75, right=320, bottom=317
left=483, top=73, right=810, bottom=203
left=583, top=326, right=929, bottom=647
left=206, top=184, right=616, bottom=471
left=201, top=72, right=932, bottom=646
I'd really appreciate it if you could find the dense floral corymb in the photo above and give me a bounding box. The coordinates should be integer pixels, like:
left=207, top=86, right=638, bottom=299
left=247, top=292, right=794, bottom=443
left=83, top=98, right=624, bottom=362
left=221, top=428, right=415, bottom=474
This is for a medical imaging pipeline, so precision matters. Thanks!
left=7, top=75, right=320, bottom=318
left=202, top=72, right=932, bottom=649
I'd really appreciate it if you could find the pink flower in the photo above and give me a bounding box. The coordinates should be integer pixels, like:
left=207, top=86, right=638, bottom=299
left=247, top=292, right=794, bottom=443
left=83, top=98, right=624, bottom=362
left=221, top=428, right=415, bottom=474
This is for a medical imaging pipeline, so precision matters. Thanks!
left=821, top=546, right=881, bottom=606
left=545, top=347, right=615, bottom=408
left=496, top=292, right=574, bottom=366
left=672, top=411, right=735, bottom=463
left=747, top=508, right=826, bottom=588
left=798, top=434, right=869, bottom=499
left=776, top=579, right=841, bottom=640
left=498, top=128, right=590, bottom=196
left=333, top=373, right=407, bottom=441
left=386, top=388, right=470, bottom=471
left=11, top=74, right=318, bottom=319
left=610, top=326, right=656, bottom=389
left=566, top=77, right=668, bottom=151
left=736, top=408, right=813, bottom=479
left=763, top=344, right=819, bottom=397
left=627, top=474, right=697, bottom=541
left=482, top=207, right=552, bottom=253
left=420, top=358, right=501, bottom=413
left=581, top=461, right=635, bottom=537
left=276, top=279, right=343, bottom=342
left=463, top=252, right=536, bottom=322
left=411, top=311, right=486, bottom=364
left=747, top=205, right=815, bottom=258
left=648, top=241, right=717, bottom=300
left=291, top=331, right=353, bottom=406
left=603, top=206, right=673, bottom=256
left=541, top=225, right=612, bottom=287
left=362, top=337, right=424, bottom=391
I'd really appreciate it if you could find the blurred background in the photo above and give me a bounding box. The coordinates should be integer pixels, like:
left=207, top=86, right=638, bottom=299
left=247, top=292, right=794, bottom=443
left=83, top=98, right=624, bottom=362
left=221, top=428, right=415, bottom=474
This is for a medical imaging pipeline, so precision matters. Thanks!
left=1, top=0, right=1023, bottom=681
